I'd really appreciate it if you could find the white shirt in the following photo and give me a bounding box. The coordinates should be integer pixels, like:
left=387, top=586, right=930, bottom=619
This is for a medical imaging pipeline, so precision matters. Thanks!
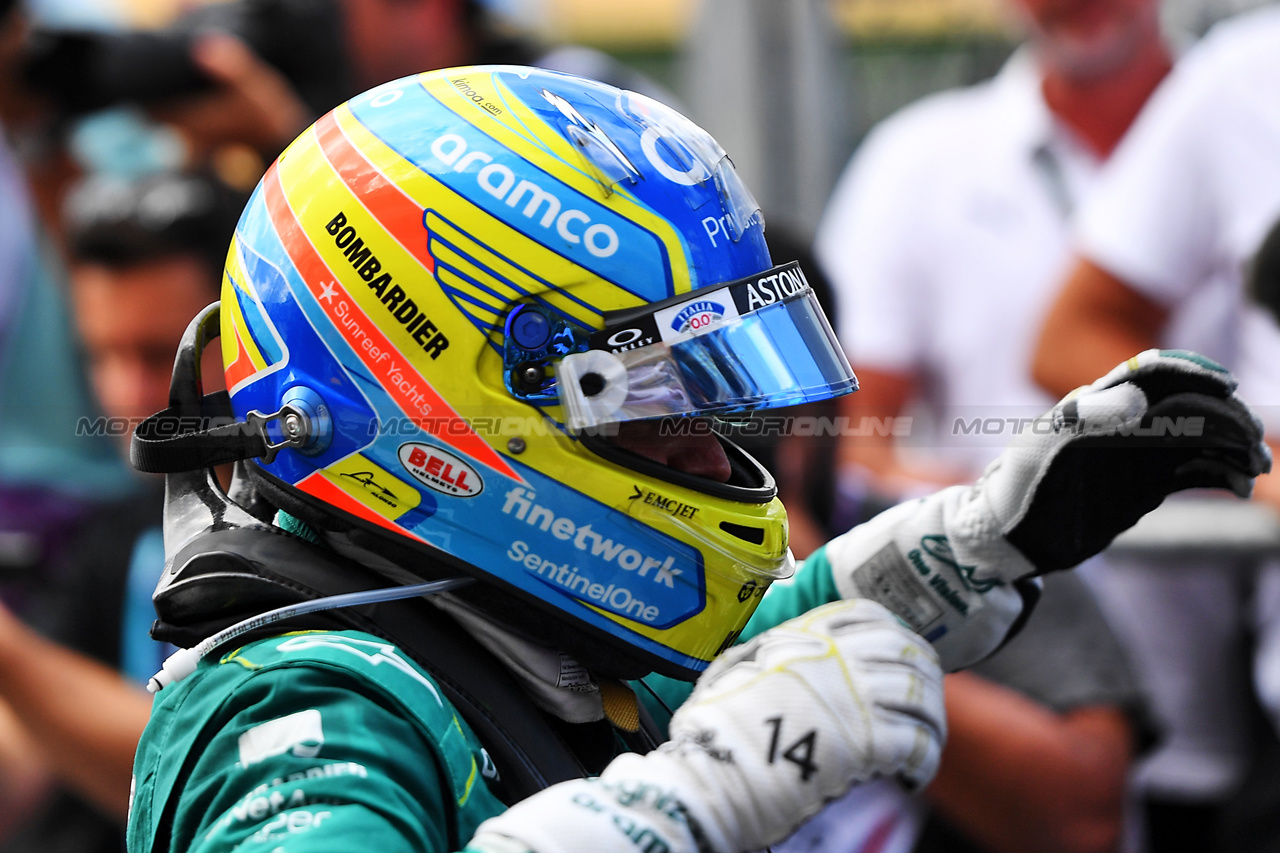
left=1076, top=4, right=1280, bottom=418
left=797, top=56, right=1111, bottom=853
left=771, top=779, right=922, bottom=853
left=815, top=53, right=1103, bottom=475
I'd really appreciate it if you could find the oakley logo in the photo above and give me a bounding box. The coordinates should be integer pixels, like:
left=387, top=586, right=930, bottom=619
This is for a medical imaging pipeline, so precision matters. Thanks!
left=429, top=133, right=620, bottom=258
left=593, top=323, right=657, bottom=353
left=606, top=328, right=646, bottom=347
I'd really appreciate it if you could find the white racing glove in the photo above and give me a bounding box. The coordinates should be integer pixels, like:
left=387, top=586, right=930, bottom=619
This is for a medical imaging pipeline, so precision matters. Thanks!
left=826, top=349, right=1272, bottom=671
left=466, top=599, right=945, bottom=853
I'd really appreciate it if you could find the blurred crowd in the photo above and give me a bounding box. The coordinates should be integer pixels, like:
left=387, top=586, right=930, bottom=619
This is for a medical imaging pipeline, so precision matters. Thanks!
left=0, top=0, right=1275, bottom=852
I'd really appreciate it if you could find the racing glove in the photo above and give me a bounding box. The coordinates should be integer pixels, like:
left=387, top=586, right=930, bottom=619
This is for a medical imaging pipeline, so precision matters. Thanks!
left=466, top=599, right=945, bottom=853
left=823, top=348, right=1272, bottom=671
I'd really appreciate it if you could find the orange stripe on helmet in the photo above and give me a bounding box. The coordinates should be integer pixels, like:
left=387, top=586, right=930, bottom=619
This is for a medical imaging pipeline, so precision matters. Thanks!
left=313, top=111, right=436, bottom=275
left=261, top=162, right=521, bottom=483
left=224, top=330, right=258, bottom=391
left=296, top=471, right=427, bottom=541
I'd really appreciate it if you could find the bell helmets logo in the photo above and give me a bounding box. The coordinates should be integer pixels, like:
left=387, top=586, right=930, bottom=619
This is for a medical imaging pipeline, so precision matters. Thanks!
left=399, top=443, right=484, bottom=498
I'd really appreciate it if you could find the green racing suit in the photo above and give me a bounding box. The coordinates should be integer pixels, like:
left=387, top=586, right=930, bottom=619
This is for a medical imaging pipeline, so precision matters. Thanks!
left=126, top=550, right=842, bottom=853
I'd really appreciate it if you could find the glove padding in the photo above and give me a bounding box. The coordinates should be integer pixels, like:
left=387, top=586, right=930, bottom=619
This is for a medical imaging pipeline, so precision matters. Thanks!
left=998, top=349, right=1271, bottom=571
left=826, top=350, right=1271, bottom=670
left=467, top=600, right=944, bottom=853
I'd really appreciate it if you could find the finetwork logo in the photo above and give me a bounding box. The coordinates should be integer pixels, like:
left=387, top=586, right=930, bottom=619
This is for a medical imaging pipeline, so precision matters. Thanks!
left=502, top=486, right=687, bottom=625
left=501, top=487, right=681, bottom=588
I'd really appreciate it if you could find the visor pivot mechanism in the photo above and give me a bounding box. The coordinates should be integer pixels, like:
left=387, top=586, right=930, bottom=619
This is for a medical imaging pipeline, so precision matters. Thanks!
left=502, top=304, right=591, bottom=403
left=513, top=363, right=546, bottom=393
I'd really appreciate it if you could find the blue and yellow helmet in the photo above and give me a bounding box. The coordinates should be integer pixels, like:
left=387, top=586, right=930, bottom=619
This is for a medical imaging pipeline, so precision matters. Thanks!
left=218, top=65, right=856, bottom=679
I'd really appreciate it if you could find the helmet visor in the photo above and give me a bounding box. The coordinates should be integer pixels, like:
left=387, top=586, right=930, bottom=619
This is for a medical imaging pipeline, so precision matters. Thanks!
left=556, top=261, right=857, bottom=430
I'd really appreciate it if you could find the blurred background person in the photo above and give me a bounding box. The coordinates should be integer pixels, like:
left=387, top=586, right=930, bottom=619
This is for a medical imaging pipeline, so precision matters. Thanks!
left=14, top=0, right=680, bottom=233
left=0, top=168, right=238, bottom=853
left=1033, top=5, right=1280, bottom=849
left=816, top=0, right=1172, bottom=518
left=1032, top=4, right=1280, bottom=409
left=63, top=169, right=239, bottom=440
left=808, top=0, right=1171, bottom=850
left=0, top=0, right=136, bottom=613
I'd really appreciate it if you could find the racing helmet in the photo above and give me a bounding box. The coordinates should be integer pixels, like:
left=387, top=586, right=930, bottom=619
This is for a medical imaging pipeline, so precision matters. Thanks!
left=172, top=66, right=856, bottom=679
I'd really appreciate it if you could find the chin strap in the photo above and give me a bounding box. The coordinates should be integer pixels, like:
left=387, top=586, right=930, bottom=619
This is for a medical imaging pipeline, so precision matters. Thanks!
left=129, top=302, right=315, bottom=473
left=598, top=679, right=641, bottom=732
left=131, top=391, right=307, bottom=473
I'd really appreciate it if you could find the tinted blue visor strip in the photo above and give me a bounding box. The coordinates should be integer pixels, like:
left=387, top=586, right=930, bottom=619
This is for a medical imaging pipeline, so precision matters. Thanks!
left=673, top=292, right=857, bottom=412
left=558, top=283, right=858, bottom=429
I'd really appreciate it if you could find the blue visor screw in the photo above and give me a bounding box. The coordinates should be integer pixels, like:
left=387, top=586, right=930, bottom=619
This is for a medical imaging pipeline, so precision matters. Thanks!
left=511, top=308, right=552, bottom=350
